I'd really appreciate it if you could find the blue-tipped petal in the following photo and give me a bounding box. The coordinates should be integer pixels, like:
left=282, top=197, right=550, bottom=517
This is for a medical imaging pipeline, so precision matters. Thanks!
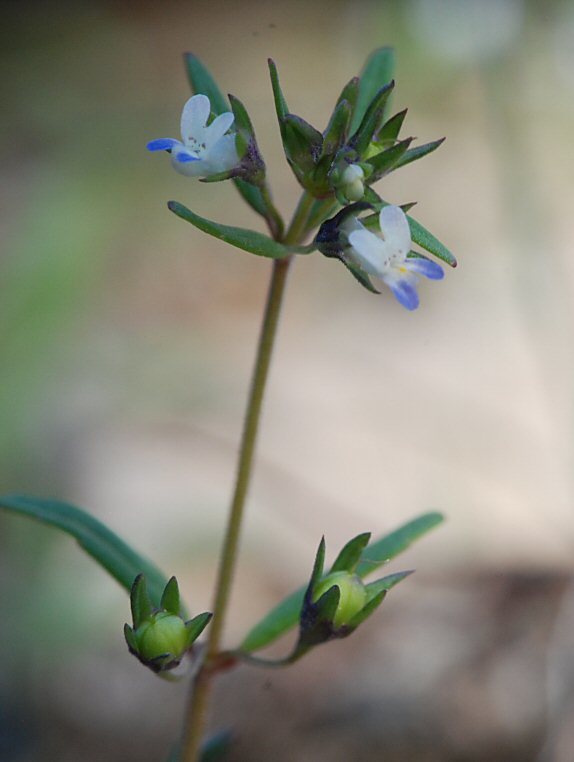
left=147, top=138, right=180, bottom=152
left=390, top=280, right=419, bottom=310
left=406, top=256, right=444, bottom=280
left=175, top=152, right=199, bottom=164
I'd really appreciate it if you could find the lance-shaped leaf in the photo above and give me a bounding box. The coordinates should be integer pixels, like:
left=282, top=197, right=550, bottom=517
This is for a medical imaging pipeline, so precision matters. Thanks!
left=183, top=52, right=267, bottom=217
left=321, top=97, right=354, bottom=159
left=168, top=201, right=298, bottom=259
left=240, top=512, right=444, bottom=652
left=391, top=138, right=445, bottom=172
left=351, top=46, right=395, bottom=134
left=268, top=58, right=289, bottom=132
left=0, top=494, right=170, bottom=608
left=378, top=108, right=408, bottom=144
left=368, top=137, right=413, bottom=180
left=407, top=214, right=457, bottom=267
left=334, top=76, right=360, bottom=122
left=351, top=80, right=395, bottom=157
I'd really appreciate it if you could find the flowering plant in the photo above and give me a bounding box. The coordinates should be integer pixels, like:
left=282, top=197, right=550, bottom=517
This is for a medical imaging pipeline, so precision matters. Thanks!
left=1, top=47, right=454, bottom=761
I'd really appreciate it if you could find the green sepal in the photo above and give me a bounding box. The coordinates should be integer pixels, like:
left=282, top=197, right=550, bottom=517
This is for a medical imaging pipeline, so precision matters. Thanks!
left=330, top=532, right=371, bottom=573
left=240, top=512, right=444, bottom=653
left=0, top=494, right=169, bottom=609
left=351, top=80, right=395, bottom=157
left=130, top=573, right=152, bottom=629
left=283, top=113, right=323, bottom=180
left=168, top=201, right=297, bottom=259
left=228, top=93, right=266, bottom=184
left=346, top=589, right=386, bottom=630
left=309, top=536, right=326, bottom=589
left=183, top=52, right=267, bottom=218
left=124, top=623, right=138, bottom=653
left=364, top=570, right=414, bottom=599
left=378, top=108, right=408, bottom=144
left=268, top=58, right=289, bottom=131
left=321, top=99, right=353, bottom=159
left=368, top=137, right=413, bottom=179
left=299, top=584, right=341, bottom=648
left=392, top=138, right=445, bottom=171
left=185, top=611, right=213, bottom=645
left=351, top=47, right=395, bottom=134
left=341, top=259, right=380, bottom=294
left=160, top=576, right=181, bottom=616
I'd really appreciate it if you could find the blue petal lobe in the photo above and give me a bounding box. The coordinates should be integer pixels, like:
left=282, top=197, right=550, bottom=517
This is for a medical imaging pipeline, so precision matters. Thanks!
left=390, top=280, right=419, bottom=310
left=147, top=138, right=180, bottom=152
left=175, top=152, right=199, bottom=163
left=406, top=257, right=444, bottom=280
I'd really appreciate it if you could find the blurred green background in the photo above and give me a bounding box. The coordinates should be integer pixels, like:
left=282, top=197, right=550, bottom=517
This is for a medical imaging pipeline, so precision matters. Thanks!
left=2, top=0, right=574, bottom=759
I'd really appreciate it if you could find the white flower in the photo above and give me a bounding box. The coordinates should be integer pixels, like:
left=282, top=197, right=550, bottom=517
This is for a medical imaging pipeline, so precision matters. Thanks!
left=147, top=94, right=240, bottom=178
left=346, top=205, right=444, bottom=310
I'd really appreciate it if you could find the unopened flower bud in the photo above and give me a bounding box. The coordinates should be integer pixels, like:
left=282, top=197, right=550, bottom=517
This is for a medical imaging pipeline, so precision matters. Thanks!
left=313, top=571, right=367, bottom=628
left=340, top=164, right=365, bottom=202
left=135, top=612, right=189, bottom=662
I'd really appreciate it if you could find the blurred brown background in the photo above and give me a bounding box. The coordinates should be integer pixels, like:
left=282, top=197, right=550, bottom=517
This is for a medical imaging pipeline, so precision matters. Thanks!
left=2, top=0, right=574, bottom=760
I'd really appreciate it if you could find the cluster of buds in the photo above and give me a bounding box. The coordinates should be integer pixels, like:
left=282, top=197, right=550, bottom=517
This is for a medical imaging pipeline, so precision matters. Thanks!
left=147, top=48, right=456, bottom=310
left=124, top=574, right=211, bottom=673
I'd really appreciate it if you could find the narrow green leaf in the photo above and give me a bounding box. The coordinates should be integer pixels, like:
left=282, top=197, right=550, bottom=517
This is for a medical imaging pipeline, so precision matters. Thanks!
left=351, top=47, right=395, bottom=134
left=356, top=512, right=444, bottom=577
left=131, top=573, right=152, bottom=628
left=183, top=52, right=228, bottom=116
left=268, top=58, right=289, bottom=127
left=330, top=532, right=371, bottom=573
left=379, top=109, right=408, bottom=143
left=161, top=576, right=181, bottom=616
left=407, top=215, right=457, bottom=268
left=283, top=114, right=323, bottom=172
left=168, top=201, right=293, bottom=259
left=0, top=494, right=169, bottom=607
left=183, top=53, right=267, bottom=219
left=240, top=512, right=443, bottom=652
left=334, top=76, right=360, bottom=122
left=392, top=138, right=445, bottom=171
left=351, top=80, right=395, bottom=156
left=368, top=137, right=413, bottom=178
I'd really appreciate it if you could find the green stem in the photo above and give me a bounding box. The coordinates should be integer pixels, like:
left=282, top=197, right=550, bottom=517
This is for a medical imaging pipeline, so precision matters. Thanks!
left=180, top=190, right=314, bottom=761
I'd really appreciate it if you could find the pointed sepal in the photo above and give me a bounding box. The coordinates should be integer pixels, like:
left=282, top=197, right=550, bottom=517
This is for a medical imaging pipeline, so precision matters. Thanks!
left=185, top=611, right=213, bottom=645
left=130, top=573, right=152, bottom=629
left=330, top=532, right=371, bottom=573
left=160, top=576, right=181, bottom=616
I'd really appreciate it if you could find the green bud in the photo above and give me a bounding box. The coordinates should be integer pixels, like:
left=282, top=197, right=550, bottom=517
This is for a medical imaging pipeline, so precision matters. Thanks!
left=135, top=612, right=189, bottom=661
left=313, top=571, right=367, bottom=628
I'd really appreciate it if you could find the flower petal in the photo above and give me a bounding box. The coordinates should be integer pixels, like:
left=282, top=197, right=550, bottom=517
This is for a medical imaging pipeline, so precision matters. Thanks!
left=147, top=138, right=181, bottom=152
left=348, top=228, right=391, bottom=277
left=378, top=205, right=411, bottom=257
left=389, top=279, right=419, bottom=310
left=180, top=94, right=211, bottom=141
left=405, top=256, right=444, bottom=280
left=202, top=133, right=239, bottom=174
left=205, top=112, right=235, bottom=147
